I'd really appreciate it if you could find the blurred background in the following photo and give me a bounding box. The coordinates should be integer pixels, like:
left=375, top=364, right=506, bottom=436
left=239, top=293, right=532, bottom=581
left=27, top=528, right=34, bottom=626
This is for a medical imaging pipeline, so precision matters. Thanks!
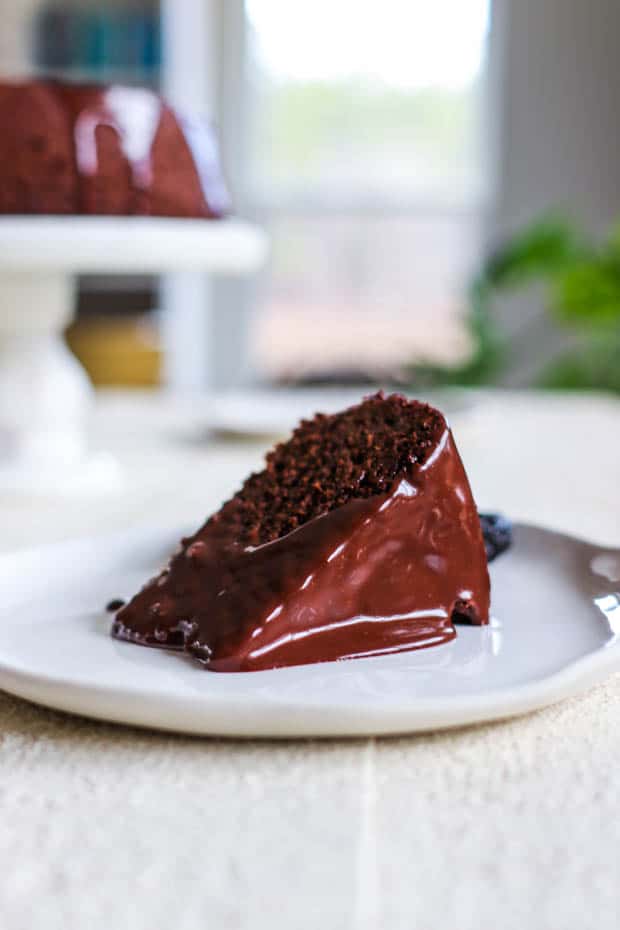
left=1, top=0, right=620, bottom=402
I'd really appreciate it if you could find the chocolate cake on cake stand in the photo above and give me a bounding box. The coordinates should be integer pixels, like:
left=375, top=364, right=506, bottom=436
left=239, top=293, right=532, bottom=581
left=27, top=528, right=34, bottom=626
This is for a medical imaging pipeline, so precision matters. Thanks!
left=0, top=216, right=267, bottom=492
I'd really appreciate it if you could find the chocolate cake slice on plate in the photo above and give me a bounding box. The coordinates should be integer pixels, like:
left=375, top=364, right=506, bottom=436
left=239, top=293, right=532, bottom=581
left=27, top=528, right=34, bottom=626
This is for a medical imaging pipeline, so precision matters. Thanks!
left=113, top=393, right=490, bottom=671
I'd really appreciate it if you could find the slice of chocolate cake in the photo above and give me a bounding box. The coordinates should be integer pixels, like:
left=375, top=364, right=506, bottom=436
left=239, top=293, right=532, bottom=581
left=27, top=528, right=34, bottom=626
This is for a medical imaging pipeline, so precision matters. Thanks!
left=113, top=394, right=490, bottom=672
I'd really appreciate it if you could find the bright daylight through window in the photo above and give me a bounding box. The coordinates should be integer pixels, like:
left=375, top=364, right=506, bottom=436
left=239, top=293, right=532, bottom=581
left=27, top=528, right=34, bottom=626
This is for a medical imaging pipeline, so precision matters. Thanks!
left=245, top=0, right=490, bottom=383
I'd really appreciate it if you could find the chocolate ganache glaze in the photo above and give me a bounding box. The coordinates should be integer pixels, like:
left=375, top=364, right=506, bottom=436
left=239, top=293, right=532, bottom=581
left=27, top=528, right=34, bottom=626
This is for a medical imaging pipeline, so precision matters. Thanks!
left=113, top=395, right=490, bottom=672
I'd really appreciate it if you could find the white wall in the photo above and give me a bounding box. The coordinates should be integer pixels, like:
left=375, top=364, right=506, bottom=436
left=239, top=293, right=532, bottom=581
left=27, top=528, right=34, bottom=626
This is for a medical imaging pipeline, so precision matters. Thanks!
left=160, top=0, right=216, bottom=391
left=160, top=0, right=257, bottom=392
left=0, top=0, right=44, bottom=77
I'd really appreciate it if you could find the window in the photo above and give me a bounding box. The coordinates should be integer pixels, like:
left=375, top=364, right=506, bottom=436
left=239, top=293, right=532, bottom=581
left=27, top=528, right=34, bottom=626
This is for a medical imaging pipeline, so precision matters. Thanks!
left=244, top=0, right=490, bottom=381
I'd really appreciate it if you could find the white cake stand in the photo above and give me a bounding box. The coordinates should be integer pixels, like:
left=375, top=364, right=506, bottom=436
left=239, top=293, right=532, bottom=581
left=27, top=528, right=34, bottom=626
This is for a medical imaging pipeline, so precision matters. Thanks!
left=0, top=216, right=268, bottom=493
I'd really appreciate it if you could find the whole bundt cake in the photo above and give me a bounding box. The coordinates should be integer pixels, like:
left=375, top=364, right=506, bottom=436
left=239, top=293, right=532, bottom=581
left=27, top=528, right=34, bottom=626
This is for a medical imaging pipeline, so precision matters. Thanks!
left=0, top=79, right=228, bottom=218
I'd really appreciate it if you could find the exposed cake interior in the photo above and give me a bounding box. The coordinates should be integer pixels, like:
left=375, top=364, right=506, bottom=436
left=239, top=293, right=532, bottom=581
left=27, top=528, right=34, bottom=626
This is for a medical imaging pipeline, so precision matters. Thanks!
left=205, top=393, right=446, bottom=547
left=114, top=393, right=490, bottom=672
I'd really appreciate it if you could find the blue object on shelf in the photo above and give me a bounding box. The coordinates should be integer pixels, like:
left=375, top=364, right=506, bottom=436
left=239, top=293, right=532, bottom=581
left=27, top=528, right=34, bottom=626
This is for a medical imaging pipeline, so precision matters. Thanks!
left=34, top=4, right=162, bottom=85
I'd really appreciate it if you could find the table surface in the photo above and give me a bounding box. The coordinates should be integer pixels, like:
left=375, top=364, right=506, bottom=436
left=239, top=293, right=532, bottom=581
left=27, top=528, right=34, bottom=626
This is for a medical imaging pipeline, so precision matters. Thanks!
left=1, top=388, right=619, bottom=930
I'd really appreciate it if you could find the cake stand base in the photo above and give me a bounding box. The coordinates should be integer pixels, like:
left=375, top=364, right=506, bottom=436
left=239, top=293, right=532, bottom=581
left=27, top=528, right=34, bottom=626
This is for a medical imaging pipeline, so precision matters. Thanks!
left=0, top=271, right=123, bottom=493
left=0, top=274, right=84, bottom=457
left=0, top=217, right=268, bottom=492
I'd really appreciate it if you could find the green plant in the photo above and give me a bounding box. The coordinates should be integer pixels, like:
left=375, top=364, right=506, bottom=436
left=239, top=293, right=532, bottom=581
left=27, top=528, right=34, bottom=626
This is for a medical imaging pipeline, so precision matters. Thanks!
left=413, top=214, right=620, bottom=392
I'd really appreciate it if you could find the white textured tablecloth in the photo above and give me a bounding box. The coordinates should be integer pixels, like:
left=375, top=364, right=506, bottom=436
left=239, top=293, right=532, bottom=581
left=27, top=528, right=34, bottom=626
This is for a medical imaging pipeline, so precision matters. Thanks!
left=1, top=389, right=619, bottom=930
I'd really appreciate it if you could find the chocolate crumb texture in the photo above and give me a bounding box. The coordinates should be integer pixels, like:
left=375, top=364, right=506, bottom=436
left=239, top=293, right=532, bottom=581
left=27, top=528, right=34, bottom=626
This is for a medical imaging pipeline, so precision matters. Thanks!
left=209, top=392, right=446, bottom=547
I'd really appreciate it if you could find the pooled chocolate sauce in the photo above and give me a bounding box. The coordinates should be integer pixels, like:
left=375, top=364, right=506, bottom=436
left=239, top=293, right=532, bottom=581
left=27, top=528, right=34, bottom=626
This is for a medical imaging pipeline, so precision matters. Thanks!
left=113, top=430, right=490, bottom=672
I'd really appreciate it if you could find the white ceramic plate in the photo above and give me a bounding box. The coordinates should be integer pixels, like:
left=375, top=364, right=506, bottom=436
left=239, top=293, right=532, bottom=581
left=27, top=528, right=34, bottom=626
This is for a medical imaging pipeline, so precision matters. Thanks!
left=0, top=523, right=619, bottom=738
left=208, top=388, right=474, bottom=439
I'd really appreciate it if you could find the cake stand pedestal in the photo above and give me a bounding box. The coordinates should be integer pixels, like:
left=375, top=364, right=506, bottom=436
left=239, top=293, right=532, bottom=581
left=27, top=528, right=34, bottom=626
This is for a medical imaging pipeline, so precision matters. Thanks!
left=0, top=217, right=268, bottom=493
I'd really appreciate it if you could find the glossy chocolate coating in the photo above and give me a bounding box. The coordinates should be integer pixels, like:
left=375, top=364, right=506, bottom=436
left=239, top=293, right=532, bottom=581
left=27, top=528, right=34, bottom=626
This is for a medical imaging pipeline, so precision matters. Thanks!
left=113, top=430, right=490, bottom=672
